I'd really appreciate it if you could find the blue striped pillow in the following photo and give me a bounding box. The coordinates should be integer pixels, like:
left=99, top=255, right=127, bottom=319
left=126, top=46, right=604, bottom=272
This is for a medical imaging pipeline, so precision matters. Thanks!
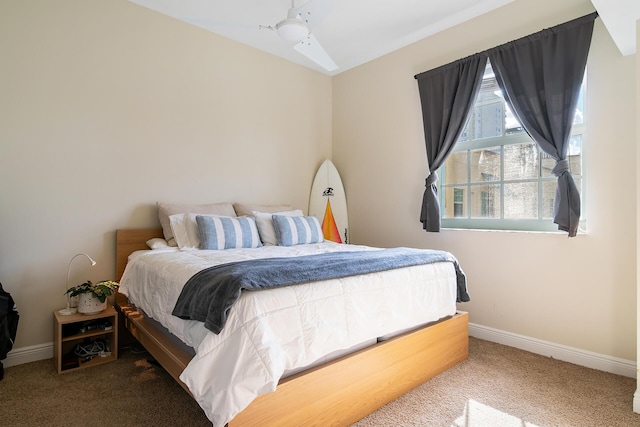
left=196, top=215, right=262, bottom=250
left=272, top=215, right=324, bottom=246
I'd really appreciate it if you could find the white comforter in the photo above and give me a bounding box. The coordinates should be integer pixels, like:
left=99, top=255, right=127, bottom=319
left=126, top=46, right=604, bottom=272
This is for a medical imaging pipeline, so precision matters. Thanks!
left=119, top=242, right=458, bottom=426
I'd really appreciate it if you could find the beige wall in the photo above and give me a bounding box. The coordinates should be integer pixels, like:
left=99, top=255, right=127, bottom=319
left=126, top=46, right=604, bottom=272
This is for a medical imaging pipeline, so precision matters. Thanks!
left=334, top=0, right=637, bottom=361
left=0, top=1, right=332, bottom=349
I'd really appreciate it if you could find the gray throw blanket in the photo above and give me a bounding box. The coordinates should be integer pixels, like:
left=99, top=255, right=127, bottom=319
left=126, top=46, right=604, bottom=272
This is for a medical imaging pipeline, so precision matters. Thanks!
left=172, top=248, right=469, bottom=334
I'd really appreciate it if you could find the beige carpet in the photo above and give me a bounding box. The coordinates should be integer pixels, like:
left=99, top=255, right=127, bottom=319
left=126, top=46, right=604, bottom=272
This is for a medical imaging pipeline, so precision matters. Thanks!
left=3, top=338, right=639, bottom=426
left=355, top=338, right=639, bottom=427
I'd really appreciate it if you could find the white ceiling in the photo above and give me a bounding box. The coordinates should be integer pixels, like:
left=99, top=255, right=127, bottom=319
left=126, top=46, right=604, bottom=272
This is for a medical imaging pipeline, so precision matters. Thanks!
left=128, top=0, right=639, bottom=76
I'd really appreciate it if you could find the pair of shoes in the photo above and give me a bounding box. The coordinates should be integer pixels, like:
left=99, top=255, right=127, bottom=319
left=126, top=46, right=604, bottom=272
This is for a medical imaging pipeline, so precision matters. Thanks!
left=79, top=320, right=112, bottom=333
left=97, top=320, right=112, bottom=330
left=74, top=339, right=110, bottom=358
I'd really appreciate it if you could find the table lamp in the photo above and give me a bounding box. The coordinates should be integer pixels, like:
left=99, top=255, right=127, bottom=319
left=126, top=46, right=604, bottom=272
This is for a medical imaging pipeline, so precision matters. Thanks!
left=59, top=253, right=96, bottom=315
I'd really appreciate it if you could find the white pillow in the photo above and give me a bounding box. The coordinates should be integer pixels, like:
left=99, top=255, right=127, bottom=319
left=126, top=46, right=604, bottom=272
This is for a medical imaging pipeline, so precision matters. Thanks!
left=146, top=237, right=170, bottom=250
left=158, top=202, right=236, bottom=246
left=233, top=203, right=292, bottom=217
left=169, top=213, right=231, bottom=250
left=252, top=210, right=303, bottom=245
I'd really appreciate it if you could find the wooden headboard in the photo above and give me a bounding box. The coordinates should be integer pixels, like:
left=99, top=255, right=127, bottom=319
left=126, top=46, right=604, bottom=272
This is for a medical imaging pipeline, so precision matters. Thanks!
left=115, top=228, right=163, bottom=281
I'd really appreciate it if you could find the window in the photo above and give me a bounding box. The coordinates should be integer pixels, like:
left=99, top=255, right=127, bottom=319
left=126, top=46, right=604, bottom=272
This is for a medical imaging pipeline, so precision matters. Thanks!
left=440, top=60, right=585, bottom=232
left=453, top=188, right=464, bottom=217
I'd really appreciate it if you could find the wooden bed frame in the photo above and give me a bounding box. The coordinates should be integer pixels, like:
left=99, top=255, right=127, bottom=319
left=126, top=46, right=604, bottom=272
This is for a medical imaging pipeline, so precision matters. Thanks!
left=114, top=228, right=469, bottom=426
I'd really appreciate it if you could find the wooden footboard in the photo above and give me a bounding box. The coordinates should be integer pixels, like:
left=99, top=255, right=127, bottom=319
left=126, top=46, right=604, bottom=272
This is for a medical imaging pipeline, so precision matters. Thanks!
left=230, top=312, right=468, bottom=427
left=115, top=228, right=469, bottom=426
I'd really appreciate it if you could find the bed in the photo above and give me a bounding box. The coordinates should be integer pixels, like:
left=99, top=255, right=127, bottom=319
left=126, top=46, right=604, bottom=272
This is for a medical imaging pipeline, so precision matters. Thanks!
left=114, top=205, right=469, bottom=426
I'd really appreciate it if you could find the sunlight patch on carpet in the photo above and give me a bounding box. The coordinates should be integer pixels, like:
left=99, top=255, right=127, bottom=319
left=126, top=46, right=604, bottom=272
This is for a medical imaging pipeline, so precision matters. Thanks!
left=133, top=358, right=161, bottom=382
left=453, top=399, right=539, bottom=427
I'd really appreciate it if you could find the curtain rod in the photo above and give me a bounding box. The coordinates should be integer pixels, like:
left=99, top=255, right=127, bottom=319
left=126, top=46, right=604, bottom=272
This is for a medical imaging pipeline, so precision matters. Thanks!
left=414, top=11, right=598, bottom=80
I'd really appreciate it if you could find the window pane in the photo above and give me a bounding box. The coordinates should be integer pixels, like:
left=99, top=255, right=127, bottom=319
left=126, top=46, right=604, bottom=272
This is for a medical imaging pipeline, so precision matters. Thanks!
left=505, top=103, right=525, bottom=135
left=540, top=136, right=582, bottom=178
left=568, top=135, right=582, bottom=175
left=470, top=147, right=500, bottom=183
left=471, top=184, right=501, bottom=218
left=541, top=152, right=555, bottom=178
left=504, top=182, right=538, bottom=219
left=542, top=181, right=556, bottom=219
left=444, top=152, right=468, bottom=185
left=458, top=118, right=472, bottom=142
left=453, top=188, right=464, bottom=217
left=474, top=101, right=503, bottom=139
left=574, top=82, right=585, bottom=125
left=504, top=142, right=539, bottom=180
left=443, top=186, right=467, bottom=218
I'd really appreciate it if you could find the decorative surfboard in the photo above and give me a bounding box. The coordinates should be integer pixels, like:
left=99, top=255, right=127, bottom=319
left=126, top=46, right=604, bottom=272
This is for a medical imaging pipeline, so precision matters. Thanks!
left=309, top=159, right=349, bottom=244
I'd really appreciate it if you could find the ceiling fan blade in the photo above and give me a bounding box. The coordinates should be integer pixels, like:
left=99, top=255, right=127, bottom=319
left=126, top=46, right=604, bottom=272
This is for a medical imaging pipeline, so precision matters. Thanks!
left=295, top=0, right=338, bottom=32
left=294, top=34, right=338, bottom=71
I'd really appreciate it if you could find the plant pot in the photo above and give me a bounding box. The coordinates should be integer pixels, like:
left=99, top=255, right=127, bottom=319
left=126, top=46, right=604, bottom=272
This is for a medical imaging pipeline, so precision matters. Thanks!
left=77, top=293, right=107, bottom=315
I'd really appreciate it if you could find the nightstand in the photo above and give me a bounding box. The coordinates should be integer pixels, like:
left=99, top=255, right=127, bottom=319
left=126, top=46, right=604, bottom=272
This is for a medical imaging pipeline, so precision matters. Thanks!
left=53, top=305, right=118, bottom=373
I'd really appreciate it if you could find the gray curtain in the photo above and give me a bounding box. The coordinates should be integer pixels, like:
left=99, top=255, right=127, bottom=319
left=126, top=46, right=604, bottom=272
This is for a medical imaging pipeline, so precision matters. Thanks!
left=488, top=12, right=597, bottom=236
left=414, top=54, right=487, bottom=232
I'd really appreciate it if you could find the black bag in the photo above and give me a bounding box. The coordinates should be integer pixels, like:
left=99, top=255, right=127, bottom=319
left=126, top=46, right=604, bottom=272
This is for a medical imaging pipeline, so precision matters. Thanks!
left=0, top=283, right=19, bottom=380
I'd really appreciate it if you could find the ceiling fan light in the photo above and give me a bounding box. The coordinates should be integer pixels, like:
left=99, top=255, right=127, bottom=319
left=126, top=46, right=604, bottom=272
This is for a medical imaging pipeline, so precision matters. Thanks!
left=276, top=19, right=309, bottom=42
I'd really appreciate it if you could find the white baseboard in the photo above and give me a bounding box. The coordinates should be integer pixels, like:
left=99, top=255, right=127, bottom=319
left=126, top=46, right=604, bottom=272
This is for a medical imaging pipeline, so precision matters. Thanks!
left=3, top=325, right=637, bottom=382
left=2, top=343, right=53, bottom=368
left=469, top=322, right=637, bottom=379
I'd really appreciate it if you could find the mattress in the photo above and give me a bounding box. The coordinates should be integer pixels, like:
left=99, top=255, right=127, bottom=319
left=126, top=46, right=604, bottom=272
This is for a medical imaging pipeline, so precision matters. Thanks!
left=119, top=242, right=459, bottom=426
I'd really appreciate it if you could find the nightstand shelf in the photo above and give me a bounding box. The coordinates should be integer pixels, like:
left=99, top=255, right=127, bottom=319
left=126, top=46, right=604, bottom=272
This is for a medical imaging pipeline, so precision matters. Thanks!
left=53, top=305, right=118, bottom=373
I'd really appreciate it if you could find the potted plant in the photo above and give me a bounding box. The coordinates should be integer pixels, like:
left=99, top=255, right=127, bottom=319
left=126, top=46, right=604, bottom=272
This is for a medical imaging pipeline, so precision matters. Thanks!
left=65, top=280, right=119, bottom=315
